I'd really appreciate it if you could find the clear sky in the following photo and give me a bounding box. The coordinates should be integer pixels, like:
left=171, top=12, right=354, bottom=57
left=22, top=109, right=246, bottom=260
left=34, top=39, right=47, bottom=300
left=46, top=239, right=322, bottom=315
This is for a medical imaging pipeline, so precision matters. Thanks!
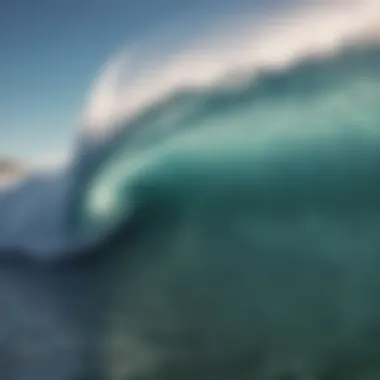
left=2, top=0, right=278, bottom=167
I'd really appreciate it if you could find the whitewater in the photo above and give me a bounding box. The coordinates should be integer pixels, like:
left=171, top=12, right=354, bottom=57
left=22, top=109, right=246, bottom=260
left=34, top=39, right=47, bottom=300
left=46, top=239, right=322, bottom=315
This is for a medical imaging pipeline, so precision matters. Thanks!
left=0, top=0, right=380, bottom=258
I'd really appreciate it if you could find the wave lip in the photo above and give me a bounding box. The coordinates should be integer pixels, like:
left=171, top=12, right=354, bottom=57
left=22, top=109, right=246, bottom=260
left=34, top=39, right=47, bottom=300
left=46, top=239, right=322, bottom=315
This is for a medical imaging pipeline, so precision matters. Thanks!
left=81, top=0, right=380, bottom=139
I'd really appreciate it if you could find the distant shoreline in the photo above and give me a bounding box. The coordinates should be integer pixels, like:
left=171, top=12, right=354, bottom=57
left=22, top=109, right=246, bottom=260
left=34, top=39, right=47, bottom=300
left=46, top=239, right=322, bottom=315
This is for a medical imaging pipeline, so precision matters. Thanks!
left=0, top=159, right=26, bottom=189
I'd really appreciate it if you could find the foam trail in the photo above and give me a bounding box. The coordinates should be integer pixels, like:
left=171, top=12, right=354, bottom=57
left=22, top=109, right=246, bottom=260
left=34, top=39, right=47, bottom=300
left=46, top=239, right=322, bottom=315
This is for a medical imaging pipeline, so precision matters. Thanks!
left=82, top=0, right=380, bottom=138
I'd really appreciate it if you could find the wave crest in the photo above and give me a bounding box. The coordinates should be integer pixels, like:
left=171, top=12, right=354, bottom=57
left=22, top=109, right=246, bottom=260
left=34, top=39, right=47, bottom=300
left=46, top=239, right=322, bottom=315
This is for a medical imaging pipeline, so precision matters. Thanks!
left=81, top=0, right=380, bottom=139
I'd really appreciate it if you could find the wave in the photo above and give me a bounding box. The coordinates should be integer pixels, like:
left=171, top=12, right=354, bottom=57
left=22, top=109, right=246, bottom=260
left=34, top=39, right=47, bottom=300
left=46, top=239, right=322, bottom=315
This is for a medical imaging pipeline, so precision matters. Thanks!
left=1, top=1, right=380, bottom=258
left=70, top=41, right=380, bottom=240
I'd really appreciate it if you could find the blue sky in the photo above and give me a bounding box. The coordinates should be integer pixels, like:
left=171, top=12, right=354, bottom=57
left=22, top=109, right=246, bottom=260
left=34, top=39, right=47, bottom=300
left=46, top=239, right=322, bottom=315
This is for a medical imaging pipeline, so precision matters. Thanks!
left=0, top=0, right=285, bottom=166
left=0, top=0, right=171, bottom=163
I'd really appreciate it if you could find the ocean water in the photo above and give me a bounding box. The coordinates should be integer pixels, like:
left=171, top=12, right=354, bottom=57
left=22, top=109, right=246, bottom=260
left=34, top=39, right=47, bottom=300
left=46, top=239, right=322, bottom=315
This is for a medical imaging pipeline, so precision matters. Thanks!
left=1, top=1, right=380, bottom=379
left=74, top=40, right=380, bottom=379
left=72, top=42, right=380, bottom=241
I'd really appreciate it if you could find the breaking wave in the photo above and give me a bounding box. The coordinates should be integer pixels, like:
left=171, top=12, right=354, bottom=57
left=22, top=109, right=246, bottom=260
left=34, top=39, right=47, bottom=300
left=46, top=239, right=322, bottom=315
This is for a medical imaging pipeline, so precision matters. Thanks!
left=1, top=0, right=380, bottom=257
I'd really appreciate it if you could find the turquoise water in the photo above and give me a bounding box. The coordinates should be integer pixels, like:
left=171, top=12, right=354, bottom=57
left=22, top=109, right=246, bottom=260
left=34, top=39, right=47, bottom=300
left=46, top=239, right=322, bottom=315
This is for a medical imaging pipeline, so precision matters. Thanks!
left=71, top=42, right=380, bottom=240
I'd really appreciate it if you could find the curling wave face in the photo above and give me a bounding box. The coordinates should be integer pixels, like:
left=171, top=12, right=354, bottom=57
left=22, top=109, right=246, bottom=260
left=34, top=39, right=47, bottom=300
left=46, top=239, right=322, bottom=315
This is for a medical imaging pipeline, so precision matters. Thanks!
left=71, top=42, right=380, bottom=242
left=0, top=0, right=380, bottom=257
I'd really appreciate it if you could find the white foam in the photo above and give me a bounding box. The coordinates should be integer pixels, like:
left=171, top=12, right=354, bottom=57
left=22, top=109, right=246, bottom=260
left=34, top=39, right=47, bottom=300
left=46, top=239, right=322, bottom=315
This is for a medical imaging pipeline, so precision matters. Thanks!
left=81, top=0, right=380, bottom=138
